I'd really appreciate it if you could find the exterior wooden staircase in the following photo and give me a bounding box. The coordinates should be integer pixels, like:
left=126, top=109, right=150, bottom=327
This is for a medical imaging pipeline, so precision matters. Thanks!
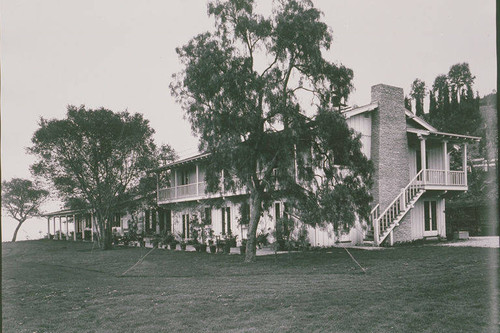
left=366, top=170, right=426, bottom=246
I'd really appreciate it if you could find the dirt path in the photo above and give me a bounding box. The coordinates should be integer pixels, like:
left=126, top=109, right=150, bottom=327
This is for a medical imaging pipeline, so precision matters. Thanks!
left=434, top=236, right=499, bottom=248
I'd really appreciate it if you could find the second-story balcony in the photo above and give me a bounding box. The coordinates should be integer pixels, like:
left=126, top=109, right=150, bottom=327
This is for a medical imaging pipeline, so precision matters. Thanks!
left=158, top=181, right=248, bottom=204
left=158, top=182, right=206, bottom=203
left=416, top=169, right=467, bottom=190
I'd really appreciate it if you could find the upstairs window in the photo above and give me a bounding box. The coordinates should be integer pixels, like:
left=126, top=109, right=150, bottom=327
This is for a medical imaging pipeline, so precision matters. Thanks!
left=180, top=170, right=189, bottom=185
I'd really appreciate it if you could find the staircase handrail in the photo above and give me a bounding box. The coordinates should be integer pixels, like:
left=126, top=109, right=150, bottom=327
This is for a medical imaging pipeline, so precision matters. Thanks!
left=369, top=204, right=380, bottom=219
left=374, top=169, right=424, bottom=244
left=369, top=204, right=380, bottom=244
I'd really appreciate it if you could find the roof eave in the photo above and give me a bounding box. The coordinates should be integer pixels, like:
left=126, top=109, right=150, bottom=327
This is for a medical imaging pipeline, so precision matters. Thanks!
left=150, top=152, right=210, bottom=173
left=341, top=102, right=378, bottom=119
left=407, top=128, right=481, bottom=142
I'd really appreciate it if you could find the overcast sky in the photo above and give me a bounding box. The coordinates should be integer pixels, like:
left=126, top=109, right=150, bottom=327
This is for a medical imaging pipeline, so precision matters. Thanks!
left=1, top=0, right=496, bottom=241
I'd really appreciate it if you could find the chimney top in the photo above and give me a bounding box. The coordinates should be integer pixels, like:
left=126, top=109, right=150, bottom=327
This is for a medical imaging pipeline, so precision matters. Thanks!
left=371, top=84, right=404, bottom=106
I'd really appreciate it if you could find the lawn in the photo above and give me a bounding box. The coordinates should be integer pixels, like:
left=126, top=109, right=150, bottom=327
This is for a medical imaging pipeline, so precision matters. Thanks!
left=2, top=240, right=498, bottom=332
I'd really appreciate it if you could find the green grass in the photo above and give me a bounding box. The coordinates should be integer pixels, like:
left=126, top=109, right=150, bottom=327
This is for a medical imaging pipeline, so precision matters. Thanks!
left=2, top=240, right=498, bottom=333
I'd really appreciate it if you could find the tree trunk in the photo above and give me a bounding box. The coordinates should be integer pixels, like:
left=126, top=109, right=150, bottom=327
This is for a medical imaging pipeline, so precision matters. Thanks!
left=102, top=217, right=113, bottom=250
left=245, top=191, right=262, bottom=262
left=11, top=219, right=26, bottom=242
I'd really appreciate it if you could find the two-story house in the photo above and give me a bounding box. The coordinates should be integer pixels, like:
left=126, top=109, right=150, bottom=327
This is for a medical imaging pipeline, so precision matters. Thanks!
left=153, top=84, right=479, bottom=247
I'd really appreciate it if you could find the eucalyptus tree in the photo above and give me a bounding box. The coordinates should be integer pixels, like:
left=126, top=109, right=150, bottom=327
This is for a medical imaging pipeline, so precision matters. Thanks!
left=2, top=178, right=49, bottom=242
left=410, top=78, right=427, bottom=117
left=171, top=0, right=372, bottom=261
left=29, top=106, right=161, bottom=249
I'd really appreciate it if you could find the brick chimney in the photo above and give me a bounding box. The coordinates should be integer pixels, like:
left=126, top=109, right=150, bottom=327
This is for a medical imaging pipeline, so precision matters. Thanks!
left=369, top=84, right=410, bottom=211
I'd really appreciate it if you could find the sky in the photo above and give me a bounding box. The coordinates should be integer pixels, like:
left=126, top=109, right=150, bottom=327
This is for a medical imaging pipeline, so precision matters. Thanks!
left=1, top=0, right=496, bottom=241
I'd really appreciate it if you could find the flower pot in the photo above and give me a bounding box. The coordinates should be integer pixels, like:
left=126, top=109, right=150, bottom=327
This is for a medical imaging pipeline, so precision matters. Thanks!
left=240, top=245, right=246, bottom=255
left=180, top=243, right=186, bottom=251
left=169, top=243, right=177, bottom=250
left=209, top=245, right=217, bottom=253
left=199, top=244, right=207, bottom=253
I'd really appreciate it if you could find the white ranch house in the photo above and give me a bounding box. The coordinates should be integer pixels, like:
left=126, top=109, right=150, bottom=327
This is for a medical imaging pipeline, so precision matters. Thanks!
left=44, top=84, right=480, bottom=247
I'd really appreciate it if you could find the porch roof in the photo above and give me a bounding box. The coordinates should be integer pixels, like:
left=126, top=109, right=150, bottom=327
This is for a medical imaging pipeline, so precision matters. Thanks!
left=407, top=128, right=481, bottom=142
left=151, top=152, right=210, bottom=172
left=42, top=208, right=86, bottom=218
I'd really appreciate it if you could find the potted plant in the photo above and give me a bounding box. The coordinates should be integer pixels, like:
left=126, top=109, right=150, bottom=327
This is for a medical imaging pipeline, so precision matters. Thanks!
left=175, top=232, right=186, bottom=250
left=199, top=242, right=207, bottom=253
left=164, top=232, right=177, bottom=250
left=223, top=233, right=237, bottom=253
left=152, top=234, right=162, bottom=248
left=240, top=239, right=247, bottom=255
left=199, top=226, right=209, bottom=253
left=256, top=230, right=269, bottom=249
left=208, top=239, right=217, bottom=253
left=193, top=240, right=201, bottom=252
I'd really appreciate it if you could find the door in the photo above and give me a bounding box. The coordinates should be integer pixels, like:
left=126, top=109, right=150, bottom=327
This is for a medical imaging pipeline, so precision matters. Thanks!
left=423, top=201, right=438, bottom=236
left=416, top=149, right=430, bottom=173
left=221, top=207, right=231, bottom=235
left=182, top=214, right=190, bottom=239
left=165, top=210, right=172, bottom=233
left=158, top=209, right=171, bottom=233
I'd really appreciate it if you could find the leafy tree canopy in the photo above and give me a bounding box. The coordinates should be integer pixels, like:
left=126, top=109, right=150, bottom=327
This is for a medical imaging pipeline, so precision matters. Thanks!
left=412, top=63, right=482, bottom=141
left=171, top=0, right=372, bottom=261
left=410, top=78, right=427, bottom=117
left=2, top=178, right=49, bottom=242
left=29, top=105, right=169, bottom=249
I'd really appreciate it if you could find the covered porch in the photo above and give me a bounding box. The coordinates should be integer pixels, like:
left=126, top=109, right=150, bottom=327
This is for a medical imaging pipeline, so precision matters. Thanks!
left=407, top=128, right=480, bottom=191
left=43, top=209, right=97, bottom=241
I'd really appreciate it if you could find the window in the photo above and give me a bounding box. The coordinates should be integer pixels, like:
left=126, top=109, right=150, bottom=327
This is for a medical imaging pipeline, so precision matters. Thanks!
left=112, top=213, right=121, bottom=228
left=239, top=201, right=250, bottom=225
left=145, top=210, right=150, bottom=232
left=152, top=209, right=157, bottom=232
left=424, top=201, right=437, bottom=232
left=275, top=202, right=281, bottom=221
left=203, top=207, right=212, bottom=225
left=180, top=170, right=189, bottom=185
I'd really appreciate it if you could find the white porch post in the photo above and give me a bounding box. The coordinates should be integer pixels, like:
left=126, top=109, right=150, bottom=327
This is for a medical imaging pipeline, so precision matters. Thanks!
left=53, top=217, right=56, bottom=239
left=91, top=212, right=94, bottom=242
left=156, top=172, right=160, bottom=203
left=59, top=216, right=62, bottom=239
left=293, top=144, right=298, bottom=183
left=47, top=217, right=50, bottom=238
left=174, top=169, right=178, bottom=198
left=156, top=210, right=160, bottom=234
left=221, top=170, right=225, bottom=193
left=66, top=215, right=69, bottom=239
left=388, top=230, right=394, bottom=246
left=196, top=164, right=199, bottom=196
left=463, top=143, right=468, bottom=186
left=73, top=214, right=76, bottom=241
left=420, top=136, right=427, bottom=183
left=443, top=140, right=448, bottom=185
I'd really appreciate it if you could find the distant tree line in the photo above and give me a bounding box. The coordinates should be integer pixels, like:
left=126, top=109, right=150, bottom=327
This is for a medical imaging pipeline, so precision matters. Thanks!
left=407, top=62, right=496, bottom=237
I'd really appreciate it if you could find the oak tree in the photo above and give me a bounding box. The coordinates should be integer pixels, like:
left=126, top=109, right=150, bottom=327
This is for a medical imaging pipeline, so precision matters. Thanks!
left=2, top=178, right=49, bottom=242
left=29, top=106, right=160, bottom=249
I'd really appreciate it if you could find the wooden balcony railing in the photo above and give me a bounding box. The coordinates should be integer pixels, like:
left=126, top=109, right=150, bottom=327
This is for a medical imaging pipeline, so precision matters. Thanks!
left=158, top=182, right=206, bottom=202
left=416, top=169, right=466, bottom=186
left=158, top=181, right=245, bottom=203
